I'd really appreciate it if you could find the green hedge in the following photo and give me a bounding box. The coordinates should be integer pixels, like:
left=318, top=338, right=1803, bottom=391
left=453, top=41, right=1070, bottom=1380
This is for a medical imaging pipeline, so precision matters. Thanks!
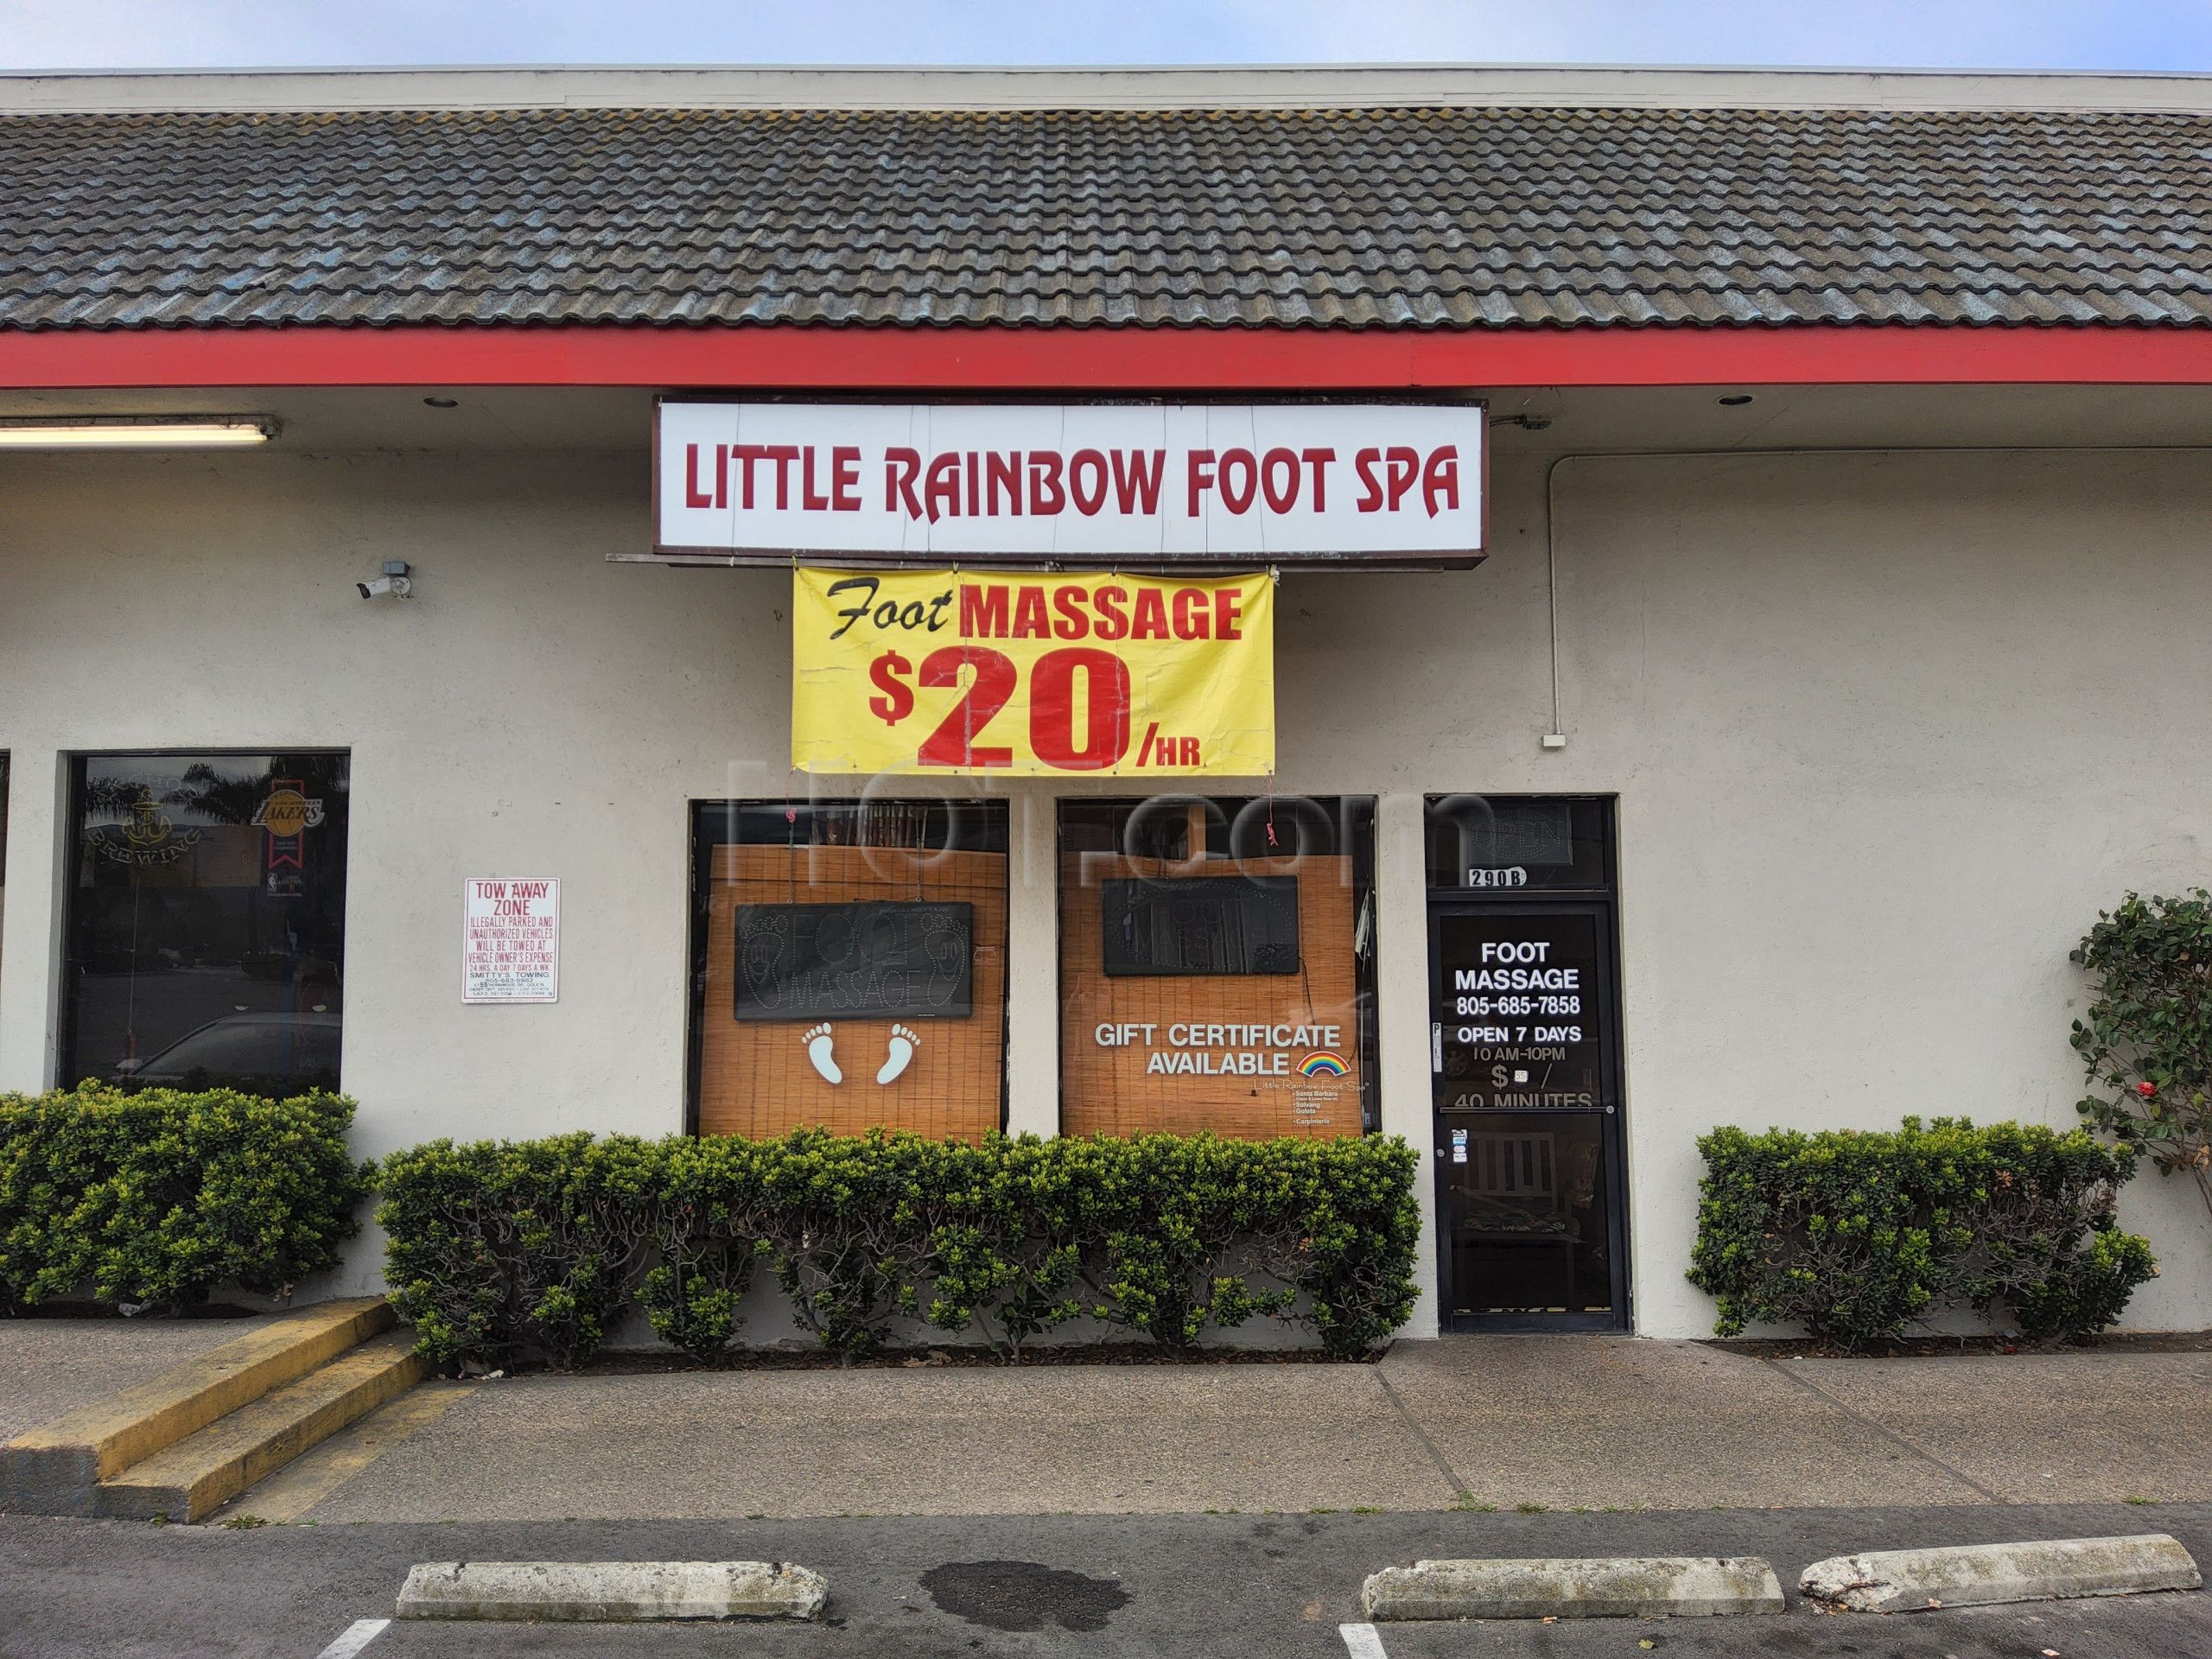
left=1687, top=1116, right=2155, bottom=1348
left=0, top=1084, right=372, bottom=1312
left=378, top=1128, right=1421, bottom=1370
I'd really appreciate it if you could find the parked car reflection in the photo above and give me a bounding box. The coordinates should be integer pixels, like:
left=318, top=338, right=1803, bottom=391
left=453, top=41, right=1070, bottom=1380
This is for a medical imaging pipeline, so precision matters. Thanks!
left=111, top=1011, right=341, bottom=1097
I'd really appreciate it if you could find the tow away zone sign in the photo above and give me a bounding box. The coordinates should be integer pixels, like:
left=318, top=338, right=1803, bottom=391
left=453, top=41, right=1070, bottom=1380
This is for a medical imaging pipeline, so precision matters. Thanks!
left=463, top=877, right=559, bottom=1004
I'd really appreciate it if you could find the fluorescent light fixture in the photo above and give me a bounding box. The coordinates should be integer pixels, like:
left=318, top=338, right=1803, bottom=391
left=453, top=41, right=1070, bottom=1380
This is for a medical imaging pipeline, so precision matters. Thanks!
left=0, top=415, right=277, bottom=449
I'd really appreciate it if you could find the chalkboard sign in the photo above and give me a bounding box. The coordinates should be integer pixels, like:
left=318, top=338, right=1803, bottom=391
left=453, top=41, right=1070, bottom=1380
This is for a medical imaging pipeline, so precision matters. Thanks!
left=1101, top=877, right=1300, bottom=977
left=734, top=901, right=973, bottom=1020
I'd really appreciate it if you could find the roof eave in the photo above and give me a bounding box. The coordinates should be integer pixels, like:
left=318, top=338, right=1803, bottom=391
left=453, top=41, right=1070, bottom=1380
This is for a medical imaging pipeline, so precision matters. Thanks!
left=5, top=319, right=2212, bottom=391
left=10, top=62, right=2212, bottom=115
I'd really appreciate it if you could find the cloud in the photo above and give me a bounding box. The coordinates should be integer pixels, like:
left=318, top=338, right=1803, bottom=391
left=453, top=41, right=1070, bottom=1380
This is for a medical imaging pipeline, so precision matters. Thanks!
left=3, top=0, right=2210, bottom=72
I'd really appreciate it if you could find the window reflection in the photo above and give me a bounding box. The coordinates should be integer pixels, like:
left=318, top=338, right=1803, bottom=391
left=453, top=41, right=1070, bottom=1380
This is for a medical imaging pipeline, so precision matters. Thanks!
left=688, top=799, right=1008, bottom=1141
left=1446, top=1113, right=1618, bottom=1316
left=1058, top=797, right=1378, bottom=1139
left=63, top=753, right=349, bottom=1098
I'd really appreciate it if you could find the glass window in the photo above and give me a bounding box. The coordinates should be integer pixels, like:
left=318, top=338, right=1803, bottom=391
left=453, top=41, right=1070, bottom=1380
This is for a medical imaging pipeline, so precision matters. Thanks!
left=1429, top=900, right=1624, bottom=1319
left=61, top=753, right=349, bottom=1097
left=688, top=799, right=1008, bottom=1140
left=1059, top=796, right=1376, bottom=1139
left=1444, top=1113, right=1619, bottom=1318
left=1425, top=796, right=1613, bottom=893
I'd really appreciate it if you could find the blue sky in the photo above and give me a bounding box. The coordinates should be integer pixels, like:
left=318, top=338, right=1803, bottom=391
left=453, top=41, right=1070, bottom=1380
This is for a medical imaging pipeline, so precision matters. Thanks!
left=4, top=0, right=2212, bottom=73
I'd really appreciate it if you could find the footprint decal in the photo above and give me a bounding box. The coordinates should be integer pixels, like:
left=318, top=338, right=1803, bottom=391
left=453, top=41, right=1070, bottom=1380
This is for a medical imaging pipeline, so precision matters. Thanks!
left=801, top=1023, right=842, bottom=1084
left=877, top=1023, right=919, bottom=1086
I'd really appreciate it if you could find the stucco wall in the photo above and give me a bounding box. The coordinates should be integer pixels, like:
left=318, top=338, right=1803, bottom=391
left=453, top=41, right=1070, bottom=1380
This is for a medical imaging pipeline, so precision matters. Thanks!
left=2, top=442, right=2206, bottom=1336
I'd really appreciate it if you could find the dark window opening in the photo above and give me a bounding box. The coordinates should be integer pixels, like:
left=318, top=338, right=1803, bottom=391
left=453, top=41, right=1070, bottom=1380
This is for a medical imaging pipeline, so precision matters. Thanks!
left=61, top=753, right=350, bottom=1099
left=1425, top=795, right=1612, bottom=893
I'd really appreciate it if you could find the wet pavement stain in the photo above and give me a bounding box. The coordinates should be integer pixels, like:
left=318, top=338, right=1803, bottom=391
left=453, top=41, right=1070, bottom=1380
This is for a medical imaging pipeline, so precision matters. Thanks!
left=921, top=1559, right=1132, bottom=1633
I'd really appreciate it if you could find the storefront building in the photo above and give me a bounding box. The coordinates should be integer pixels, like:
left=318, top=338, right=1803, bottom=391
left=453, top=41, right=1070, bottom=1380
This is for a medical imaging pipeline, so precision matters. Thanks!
left=3, top=66, right=2209, bottom=1338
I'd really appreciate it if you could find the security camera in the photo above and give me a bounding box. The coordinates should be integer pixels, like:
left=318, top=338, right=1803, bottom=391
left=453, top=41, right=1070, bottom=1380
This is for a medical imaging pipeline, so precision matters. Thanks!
left=357, top=561, right=414, bottom=600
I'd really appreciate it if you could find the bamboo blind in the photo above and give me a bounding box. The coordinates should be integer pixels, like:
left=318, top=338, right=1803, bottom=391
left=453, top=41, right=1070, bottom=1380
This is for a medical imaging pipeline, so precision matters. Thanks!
left=697, top=842, right=1007, bottom=1140
left=1059, top=851, right=1363, bottom=1140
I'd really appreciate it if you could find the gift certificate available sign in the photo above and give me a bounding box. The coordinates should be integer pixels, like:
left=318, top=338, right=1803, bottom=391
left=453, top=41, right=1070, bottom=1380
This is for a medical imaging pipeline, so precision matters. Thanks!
left=462, top=877, right=560, bottom=1004
left=791, top=567, right=1274, bottom=776
left=655, top=401, right=1486, bottom=568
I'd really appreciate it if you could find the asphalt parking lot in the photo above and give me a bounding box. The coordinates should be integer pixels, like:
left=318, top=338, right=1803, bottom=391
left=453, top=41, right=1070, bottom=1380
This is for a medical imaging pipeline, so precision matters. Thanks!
left=5, top=1503, right=2207, bottom=1658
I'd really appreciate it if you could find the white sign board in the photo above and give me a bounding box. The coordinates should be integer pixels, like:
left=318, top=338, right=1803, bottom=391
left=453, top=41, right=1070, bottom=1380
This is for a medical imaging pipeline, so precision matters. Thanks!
left=462, top=877, right=559, bottom=1004
left=653, top=401, right=1486, bottom=568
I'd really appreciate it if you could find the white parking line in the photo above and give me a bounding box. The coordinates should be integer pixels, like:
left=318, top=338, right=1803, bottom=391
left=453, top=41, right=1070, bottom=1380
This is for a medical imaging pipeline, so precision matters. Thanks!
left=1339, top=1621, right=1389, bottom=1659
left=314, top=1618, right=391, bottom=1659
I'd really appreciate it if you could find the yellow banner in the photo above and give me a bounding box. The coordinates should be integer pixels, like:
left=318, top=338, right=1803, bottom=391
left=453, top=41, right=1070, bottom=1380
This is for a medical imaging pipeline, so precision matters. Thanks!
left=792, top=569, right=1274, bottom=776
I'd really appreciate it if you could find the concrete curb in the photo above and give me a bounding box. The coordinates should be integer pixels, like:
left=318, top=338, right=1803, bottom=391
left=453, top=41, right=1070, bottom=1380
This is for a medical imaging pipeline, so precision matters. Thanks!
left=1361, top=1556, right=1785, bottom=1620
left=395, top=1560, right=828, bottom=1622
left=1799, top=1535, right=2202, bottom=1614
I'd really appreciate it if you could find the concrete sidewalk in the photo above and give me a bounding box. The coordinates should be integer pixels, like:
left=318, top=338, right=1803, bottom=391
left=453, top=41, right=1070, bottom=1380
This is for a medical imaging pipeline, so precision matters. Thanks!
left=207, top=1337, right=2212, bottom=1524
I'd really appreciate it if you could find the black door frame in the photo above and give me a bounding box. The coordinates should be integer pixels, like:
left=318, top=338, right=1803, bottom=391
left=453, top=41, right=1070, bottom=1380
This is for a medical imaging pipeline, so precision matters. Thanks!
left=1427, top=892, right=1631, bottom=1334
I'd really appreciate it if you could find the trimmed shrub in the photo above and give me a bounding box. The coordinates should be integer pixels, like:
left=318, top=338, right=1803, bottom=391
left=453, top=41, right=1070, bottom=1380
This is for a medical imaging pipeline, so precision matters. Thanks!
left=0, top=1083, right=370, bottom=1312
left=377, top=1133, right=659, bottom=1370
left=1070, top=1133, right=1298, bottom=1347
left=754, top=1128, right=943, bottom=1358
left=921, top=1132, right=1084, bottom=1357
left=378, top=1128, right=1421, bottom=1370
left=639, top=1135, right=768, bottom=1363
left=1261, top=1133, right=1424, bottom=1356
left=1688, top=1116, right=2154, bottom=1348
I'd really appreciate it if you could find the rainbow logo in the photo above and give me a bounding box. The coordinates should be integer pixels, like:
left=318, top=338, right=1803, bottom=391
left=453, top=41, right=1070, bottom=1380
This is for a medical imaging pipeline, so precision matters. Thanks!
left=1298, top=1051, right=1350, bottom=1077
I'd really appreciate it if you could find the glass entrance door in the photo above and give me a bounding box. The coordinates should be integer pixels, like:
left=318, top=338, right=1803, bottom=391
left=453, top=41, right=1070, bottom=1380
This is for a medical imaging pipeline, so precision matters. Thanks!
left=1423, top=797, right=1627, bottom=1332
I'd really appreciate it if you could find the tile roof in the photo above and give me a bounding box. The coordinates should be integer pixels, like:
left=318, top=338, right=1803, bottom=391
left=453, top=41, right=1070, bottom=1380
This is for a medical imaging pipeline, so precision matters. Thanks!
left=3, top=105, right=2210, bottom=331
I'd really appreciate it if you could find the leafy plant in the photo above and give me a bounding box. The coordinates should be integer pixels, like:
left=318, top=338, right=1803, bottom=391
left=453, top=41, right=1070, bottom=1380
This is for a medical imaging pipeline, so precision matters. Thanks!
left=1688, top=1117, right=2152, bottom=1347
left=1070, top=1134, right=1295, bottom=1347
left=915, top=1134, right=1083, bottom=1358
left=377, top=1133, right=657, bottom=1370
left=376, top=1128, right=1421, bottom=1370
left=753, top=1128, right=938, bottom=1360
left=0, top=1084, right=370, bottom=1312
left=2071, top=889, right=2212, bottom=1220
left=1258, top=1135, right=1421, bottom=1357
left=638, top=1135, right=770, bottom=1362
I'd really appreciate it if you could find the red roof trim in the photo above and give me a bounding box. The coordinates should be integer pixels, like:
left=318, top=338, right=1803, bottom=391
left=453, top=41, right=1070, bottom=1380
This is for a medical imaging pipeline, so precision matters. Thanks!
left=4, top=322, right=2212, bottom=390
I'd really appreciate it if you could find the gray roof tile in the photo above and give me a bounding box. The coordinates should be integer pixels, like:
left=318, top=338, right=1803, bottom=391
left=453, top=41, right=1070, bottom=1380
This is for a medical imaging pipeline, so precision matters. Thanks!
left=2, top=104, right=2210, bottom=330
